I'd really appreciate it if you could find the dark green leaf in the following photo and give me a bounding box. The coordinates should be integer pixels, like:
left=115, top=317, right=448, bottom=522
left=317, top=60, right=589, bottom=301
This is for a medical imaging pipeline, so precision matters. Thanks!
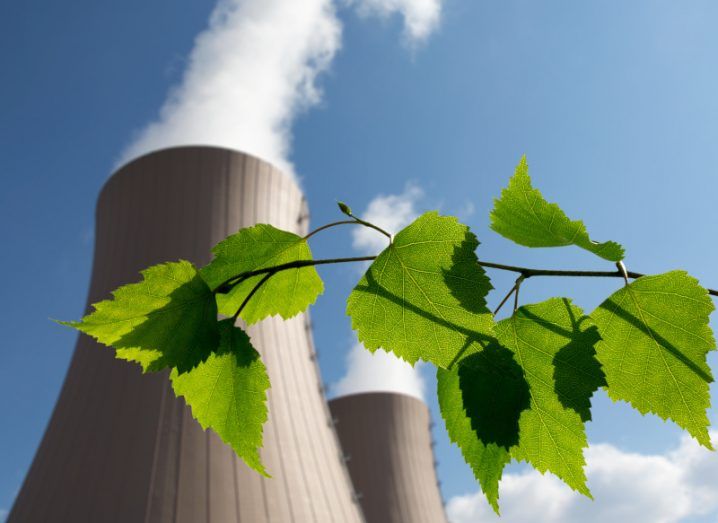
left=171, top=319, right=270, bottom=475
left=62, top=260, right=219, bottom=374
left=438, top=342, right=529, bottom=513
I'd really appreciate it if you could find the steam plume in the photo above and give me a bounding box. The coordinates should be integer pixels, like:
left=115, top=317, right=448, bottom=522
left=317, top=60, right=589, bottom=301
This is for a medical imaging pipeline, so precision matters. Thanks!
left=119, top=0, right=444, bottom=179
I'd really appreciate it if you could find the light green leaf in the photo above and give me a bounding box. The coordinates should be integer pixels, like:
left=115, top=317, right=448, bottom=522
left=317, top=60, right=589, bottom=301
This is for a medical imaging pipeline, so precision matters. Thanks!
left=171, top=319, right=270, bottom=475
left=200, top=224, right=324, bottom=324
left=62, top=260, right=218, bottom=374
left=494, top=298, right=604, bottom=496
left=591, top=271, right=715, bottom=448
left=346, top=211, right=494, bottom=368
left=437, top=342, right=528, bottom=514
left=490, top=156, right=624, bottom=261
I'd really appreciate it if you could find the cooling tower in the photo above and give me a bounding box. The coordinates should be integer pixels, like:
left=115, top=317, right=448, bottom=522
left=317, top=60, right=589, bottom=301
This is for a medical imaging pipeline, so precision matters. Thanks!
left=9, top=146, right=364, bottom=523
left=329, top=392, right=448, bottom=523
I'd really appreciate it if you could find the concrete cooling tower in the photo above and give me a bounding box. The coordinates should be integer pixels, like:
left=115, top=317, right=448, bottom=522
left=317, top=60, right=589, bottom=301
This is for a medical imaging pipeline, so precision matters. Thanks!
left=329, top=392, right=448, bottom=523
left=9, top=146, right=364, bottom=523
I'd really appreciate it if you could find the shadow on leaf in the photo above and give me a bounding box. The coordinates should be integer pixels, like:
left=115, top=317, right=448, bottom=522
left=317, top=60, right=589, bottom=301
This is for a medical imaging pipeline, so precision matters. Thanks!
left=597, top=300, right=713, bottom=384
left=458, top=342, right=530, bottom=449
left=520, top=298, right=605, bottom=422
left=116, top=270, right=219, bottom=374
left=442, top=235, right=493, bottom=315
left=358, top=267, right=494, bottom=367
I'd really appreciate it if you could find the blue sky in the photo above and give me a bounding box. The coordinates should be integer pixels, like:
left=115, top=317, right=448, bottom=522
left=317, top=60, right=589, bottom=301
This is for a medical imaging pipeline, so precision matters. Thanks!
left=2, top=1, right=718, bottom=521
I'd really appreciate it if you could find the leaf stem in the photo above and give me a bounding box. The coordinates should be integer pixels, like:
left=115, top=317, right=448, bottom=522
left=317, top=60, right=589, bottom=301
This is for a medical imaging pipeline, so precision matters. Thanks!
left=232, top=272, right=274, bottom=322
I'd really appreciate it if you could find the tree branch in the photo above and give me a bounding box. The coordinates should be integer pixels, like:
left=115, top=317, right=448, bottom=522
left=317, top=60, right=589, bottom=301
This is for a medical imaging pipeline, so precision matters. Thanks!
left=476, top=260, right=718, bottom=296
left=213, top=255, right=718, bottom=298
left=213, top=256, right=377, bottom=293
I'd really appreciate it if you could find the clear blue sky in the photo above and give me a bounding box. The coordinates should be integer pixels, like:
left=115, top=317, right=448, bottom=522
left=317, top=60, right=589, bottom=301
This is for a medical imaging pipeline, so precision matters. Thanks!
left=2, top=1, right=718, bottom=520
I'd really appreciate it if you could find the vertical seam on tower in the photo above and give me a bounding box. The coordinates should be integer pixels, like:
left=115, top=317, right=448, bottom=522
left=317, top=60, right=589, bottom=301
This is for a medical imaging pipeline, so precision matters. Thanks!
left=252, top=160, right=272, bottom=522
left=262, top=167, right=295, bottom=521
left=171, top=408, right=184, bottom=523
left=277, top=172, right=318, bottom=522
left=144, top=372, right=169, bottom=523
left=206, top=430, right=211, bottom=523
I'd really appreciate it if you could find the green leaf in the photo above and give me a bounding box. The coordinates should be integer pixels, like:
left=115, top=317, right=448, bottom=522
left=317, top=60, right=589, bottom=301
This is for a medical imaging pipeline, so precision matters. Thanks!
left=490, top=156, right=624, bottom=261
left=200, top=224, right=324, bottom=324
left=62, top=260, right=219, bottom=374
left=437, top=342, right=529, bottom=514
left=171, top=319, right=270, bottom=475
left=591, top=271, right=716, bottom=448
left=494, top=298, right=604, bottom=496
left=346, top=211, right=494, bottom=368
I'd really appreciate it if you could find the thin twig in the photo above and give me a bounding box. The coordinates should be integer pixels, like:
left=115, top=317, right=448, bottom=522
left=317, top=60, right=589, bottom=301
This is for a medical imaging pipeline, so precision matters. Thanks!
left=351, top=217, right=392, bottom=241
left=232, top=272, right=274, bottom=322
left=513, top=275, right=525, bottom=312
left=476, top=260, right=718, bottom=296
left=303, top=220, right=359, bottom=240
left=493, top=283, right=518, bottom=315
left=477, top=260, right=640, bottom=278
left=214, top=256, right=377, bottom=293
left=338, top=209, right=393, bottom=241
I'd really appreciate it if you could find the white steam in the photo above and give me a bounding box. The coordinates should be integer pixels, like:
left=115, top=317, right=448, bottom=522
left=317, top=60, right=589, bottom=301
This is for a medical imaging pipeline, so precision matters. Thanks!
left=332, top=342, right=426, bottom=401
left=119, top=0, right=444, bottom=178
left=120, top=0, right=341, bottom=177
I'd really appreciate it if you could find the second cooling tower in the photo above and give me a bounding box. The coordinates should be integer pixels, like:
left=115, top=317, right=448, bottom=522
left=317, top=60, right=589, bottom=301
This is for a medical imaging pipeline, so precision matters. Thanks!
left=329, top=392, right=448, bottom=523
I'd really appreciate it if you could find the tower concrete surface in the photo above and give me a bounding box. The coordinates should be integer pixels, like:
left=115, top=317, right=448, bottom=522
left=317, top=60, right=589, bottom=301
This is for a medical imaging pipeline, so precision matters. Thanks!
left=329, top=392, right=448, bottom=523
left=9, top=146, right=364, bottom=523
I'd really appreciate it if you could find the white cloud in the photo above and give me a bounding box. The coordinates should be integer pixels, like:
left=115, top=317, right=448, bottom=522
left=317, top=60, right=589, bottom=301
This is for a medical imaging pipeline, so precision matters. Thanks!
left=119, top=0, right=445, bottom=178
left=333, top=183, right=427, bottom=401
left=331, top=342, right=425, bottom=401
left=346, top=0, right=442, bottom=43
left=447, top=432, right=718, bottom=523
left=352, top=182, right=424, bottom=253
left=119, top=0, right=342, bottom=178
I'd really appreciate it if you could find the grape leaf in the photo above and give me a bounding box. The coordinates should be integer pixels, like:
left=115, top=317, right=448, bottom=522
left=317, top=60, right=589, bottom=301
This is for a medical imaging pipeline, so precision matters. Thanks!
left=346, top=211, right=494, bottom=368
left=591, top=271, right=715, bottom=448
left=437, top=342, right=529, bottom=513
left=494, top=298, right=604, bottom=496
left=490, top=156, right=624, bottom=261
left=62, top=260, right=219, bottom=374
left=200, top=224, right=323, bottom=325
left=171, top=319, right=270, bottom=475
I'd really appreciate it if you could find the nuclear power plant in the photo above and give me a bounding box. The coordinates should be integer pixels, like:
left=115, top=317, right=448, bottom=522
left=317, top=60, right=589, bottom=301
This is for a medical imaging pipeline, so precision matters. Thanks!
left=8, top=146, right=448, bottom=523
